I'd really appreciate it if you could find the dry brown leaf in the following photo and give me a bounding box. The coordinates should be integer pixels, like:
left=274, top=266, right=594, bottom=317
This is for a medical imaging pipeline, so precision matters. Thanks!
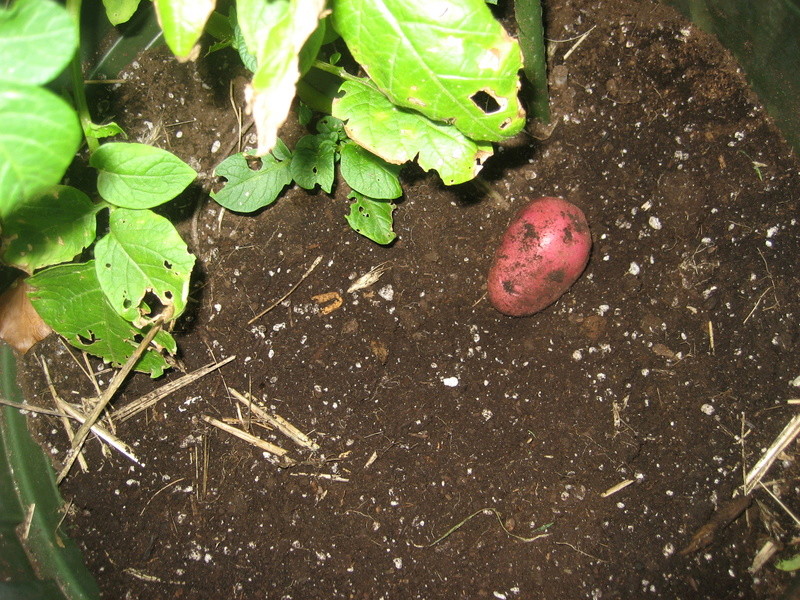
left=0, top=278, right=52, bottom=354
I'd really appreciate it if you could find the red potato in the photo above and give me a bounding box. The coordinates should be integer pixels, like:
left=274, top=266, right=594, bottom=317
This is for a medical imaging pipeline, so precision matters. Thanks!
left=487, top=197, right=591, bottom=317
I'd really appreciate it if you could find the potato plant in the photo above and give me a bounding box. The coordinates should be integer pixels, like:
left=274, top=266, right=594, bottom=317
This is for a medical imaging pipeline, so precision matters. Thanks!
left=0, top=0, right=545, bottom=375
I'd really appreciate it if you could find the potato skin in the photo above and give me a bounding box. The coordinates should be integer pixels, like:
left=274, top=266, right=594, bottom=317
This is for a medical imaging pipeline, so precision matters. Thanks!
left=487, top=197, right=591, bottom=317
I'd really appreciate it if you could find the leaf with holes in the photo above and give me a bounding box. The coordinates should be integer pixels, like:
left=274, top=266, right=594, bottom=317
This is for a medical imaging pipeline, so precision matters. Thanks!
left=1, top=185, right=98, bottom=274
left=332, top=80, right=493, bottom=185
left=289, top=133, right=337, bottom=192
left=345, top=191, right=396, bottom=245
left=332, top=0, right=525, bottom=142
left=94, top=208, right=195, bottom=327
left=28, top=261, right=176, bottom=377
left=90, top=142, right=197, bottom=209
left=211, top=145, right=293, bottom=212
left=340, top=141, right=402, bottom=200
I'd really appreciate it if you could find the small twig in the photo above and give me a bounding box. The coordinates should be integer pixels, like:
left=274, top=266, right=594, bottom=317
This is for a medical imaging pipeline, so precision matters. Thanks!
left=59, top=403, right=142, bottom=467
left=758, top=482, right=800, bottom=528
left=201, top=415, right=295, bottom=467
left=413, top=508, right=551, bottom=548
left=139, top=477, right=186, bottom=517
left=0, top=397, right=72, bottom=419
left=112, top=355, right=236, bottom=422
left=744, top=413, right=800, bottom=494
left=229, top=388, right=319, bottom=450
left=40, top=359, right=89, bottom=473
left=563, top=25, right=596, bottom=60
left=247, top=256, right=323, bottom=324
left=57, top=309, right=172, bottom=484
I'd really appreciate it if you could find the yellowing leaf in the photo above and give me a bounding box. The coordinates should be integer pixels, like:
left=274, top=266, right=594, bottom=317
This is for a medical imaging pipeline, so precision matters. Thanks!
left=154, top=0, right=215, bottom=61
left=0, top=279, right=51, bottom=354
left=238, top=0, right=327, bottom=155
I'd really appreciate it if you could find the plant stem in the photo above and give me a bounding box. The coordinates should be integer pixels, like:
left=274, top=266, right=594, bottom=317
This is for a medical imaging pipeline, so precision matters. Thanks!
left=312, top=60, right=369, bottom=85
left=515, top=0, right=550, bottom=123
left=65, top=0, right=99, bottom=154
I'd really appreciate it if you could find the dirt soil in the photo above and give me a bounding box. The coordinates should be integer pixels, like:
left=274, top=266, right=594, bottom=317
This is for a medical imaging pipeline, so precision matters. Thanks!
left=13, top=0, right=800, bottom=598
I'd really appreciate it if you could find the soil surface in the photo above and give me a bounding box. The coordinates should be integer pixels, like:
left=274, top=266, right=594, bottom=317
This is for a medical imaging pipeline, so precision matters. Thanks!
left=14, top=0, right=800, bottom=598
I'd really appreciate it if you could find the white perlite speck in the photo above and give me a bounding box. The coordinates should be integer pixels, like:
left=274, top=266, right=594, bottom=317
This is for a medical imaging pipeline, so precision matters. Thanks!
left=442, top=376, right=459, bottom=387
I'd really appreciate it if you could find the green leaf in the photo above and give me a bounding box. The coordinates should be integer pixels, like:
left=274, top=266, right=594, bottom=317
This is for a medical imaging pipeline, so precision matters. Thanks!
left=102, top=0, right=142, bottom=26
left=90, top=143, right=197, bottom=209
left=332, top=0, right=525, bottom=142
left=154, top=0, right=215, bottom=61
left=0, top=82, right=81, bottom=215
left=237, top=0, right=326, bottom=154
left=776, top=553, right=800, bottom=572
left=332, top=80, right=493, bottom=185
left=88, top=120, right=127, bottom=141
left=233, top=22, right=258, bottom=73
left=0, top=0, right=77, bottom=85
left=1, top=186, right=98, bottom=274
left=289, top=133, right=337, bottom=192
left=345, top=191, right=396, bottom=245
left=28, top=262, right=176, bottom=378
left=94, top=208, right=196, bottom=326
left=211, top=150, right=292, bottom=212
left=340, top=142, right=402, bottom=199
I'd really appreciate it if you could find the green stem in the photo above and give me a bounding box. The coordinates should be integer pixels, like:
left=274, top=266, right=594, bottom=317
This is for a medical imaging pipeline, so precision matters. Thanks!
left=65, top=0, right=99, bottom=154
left=312, top=60, right=371, bottom=86
left=515, top=0, right=550, bottom=123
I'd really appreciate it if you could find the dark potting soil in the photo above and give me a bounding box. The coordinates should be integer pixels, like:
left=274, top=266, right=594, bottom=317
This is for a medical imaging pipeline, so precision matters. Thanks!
left=14, top=0, right=800, bottom=598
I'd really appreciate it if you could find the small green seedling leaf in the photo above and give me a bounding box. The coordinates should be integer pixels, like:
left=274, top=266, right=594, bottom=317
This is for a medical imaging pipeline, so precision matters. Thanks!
left=87, top=120, right=127, bottom=141
left=0, top=82, right=81, bottom=215
left=290, top=133, right=337, bottom=192
left=153, top=0, right=215, bottom=61
left=237, top=0, right=326, bottom=154
left=211, top=148, right=292, bottom=212
left=94, top=208, right=196, bottom=327
left=340, top=142, right=402, bottom=200
left=332, top=0, right=525, bottom=142
left=90, top=142, right=197, bottom=209
left=333, top=80, right=493, bottom=185
left=102, top=0, right=142, bottom=26
left=345, top=191, right=396, bottom=245
left=1, top=186, right=98, bottom=274
left=0, top=0, right=77, bottom=85
left=776, top=554, right=800, bottom=572
left=28, top=262, right=176, bottom=378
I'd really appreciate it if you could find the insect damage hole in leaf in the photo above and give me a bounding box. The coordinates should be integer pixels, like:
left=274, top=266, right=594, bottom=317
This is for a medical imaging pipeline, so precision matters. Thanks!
left=470, top=90, right=502, bottom=115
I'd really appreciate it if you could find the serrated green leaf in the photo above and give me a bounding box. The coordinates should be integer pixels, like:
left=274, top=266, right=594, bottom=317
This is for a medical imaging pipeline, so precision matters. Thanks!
left=345, top=191, right=396, bottom=245
left=340, top=142, right=402, bottom=199
left=154, top=0, right=215, bottom=60
left=211, top=151, right=292, bottom=212
left=290, top=133, right=337, bottom=192
left=102, top=0, right=142, bottom=26
left=237, top=0, right=326, bottom=154
left=332, top=0, right=525, bottom=142
left=332, top=80, right=493, bottom=185
left=94, top=208, right=195, bottom=327
left=1, top=186, right=98, bottom=274
left=28, top=261, right=175, bottom=377
left=0, top=82, right=81, bottom=216
left=90, top=143, right=196, bottom=209
left=0, top=0, right=77, bottom=85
